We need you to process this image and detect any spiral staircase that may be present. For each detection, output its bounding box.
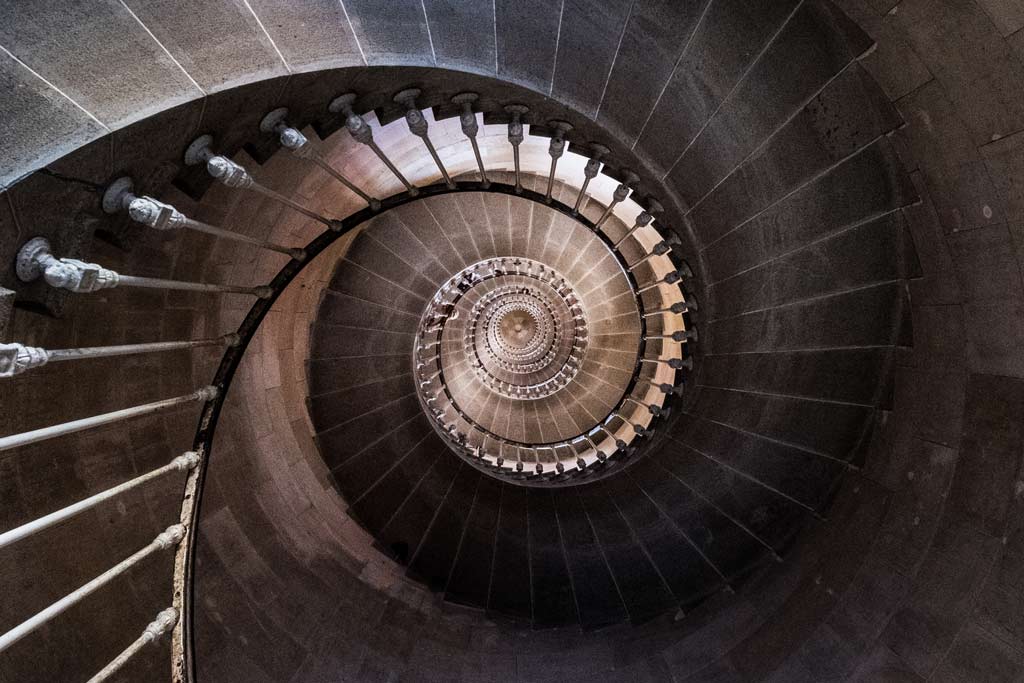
[2,0,1024,681]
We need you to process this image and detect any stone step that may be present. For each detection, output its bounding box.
[577,486,677,624]
[407,463,481,591]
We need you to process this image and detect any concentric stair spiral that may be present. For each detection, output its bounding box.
[365,182,690,482]
[10,0,1015,679]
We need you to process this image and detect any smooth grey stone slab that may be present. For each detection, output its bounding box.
[444,477,500,608]
[703,139,916,283]
[345,0,434,66]
[246,0,364,70]
[577,487,676,622]
[667,0,873,208]
[528,488,578,627]
[948,224,1024,302]
[550,0,633,119]
[706,282,905,355]
[699,348,889,405]
[0,0,202,127]
[689,64,901,247]
[0,51,107,188]
[889,0,1024,147]
[709,214,904,321]
[495,0,561,91]
[671,412,843,512]
[122,0,287,92]
[895,80,1006,234]
[633,0,801,176]
[688,386,870,461]
[833,0,933,101]
[965,300,1024,377]
[981,128,1024,224]
[422,0,497,73]
[880,520,1002,679]
[596,0,711,145]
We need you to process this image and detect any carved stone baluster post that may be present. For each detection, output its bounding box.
[394,88,454,189]
[595,171,640,229]
[623,395,670,417]
[626,237,679,272]
[637,265,693,294]
[642,329,698,342]
[329,93,418,196]
[642,298,699,316]
[574,144,609,214]
[16,238,271,298]
[184,135,344,230]
[640,356,694,371]
[260,107,381,210]
[504,104,529,193]
[452,92,489,188]
[0,334,238,378]
[103,176,306,259]
[545,120,573,203]
[613,200,664,248]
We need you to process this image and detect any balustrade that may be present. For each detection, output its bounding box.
[1,81,700,679]
[103,176,307,258]
[259,107,381,210]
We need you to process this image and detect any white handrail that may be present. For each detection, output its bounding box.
[86,607,178,683]
[0,387,217,452]
[0,452,199,551]
[0,525,184,653]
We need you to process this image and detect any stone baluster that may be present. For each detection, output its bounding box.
[184,135,344,230]
[103,176,306,259]
[643,329,699,343]
[574,144,609,214]
[595,171,640,229]
[16,238,272,298]
[0,334,238,378]
[504,104,529,193]
[452,92,490,188]
[636,377,685,396]
[613,200,664,248]
[545,121,573,203]
[623,396,670,417]
[0,452,200,550]
[640,356,694,371]
[642,298,699,316]
[394,88,454,189]
[87,608,179,683]
[0,525,185,653]
[260,107,381,210]
[0,385,218,452]
[637,265,693,294]
[329,93,419,196]
[626,237,680,272]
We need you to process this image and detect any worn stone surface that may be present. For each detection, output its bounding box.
[246,0,365,71]
[0,0,202,128]
[344,0,434,67]
[0,51,107,188]
[121,0,288,92]
[1,1,1024,681]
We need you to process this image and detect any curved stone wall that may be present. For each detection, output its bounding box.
[0,1,1022,681]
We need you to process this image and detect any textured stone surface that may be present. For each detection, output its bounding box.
[0,51,107,188]
[121,0,288,92]
[246,0,365,71]
[1,0,1024,681]
[0,0,202,127]
[345,0,434,67]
